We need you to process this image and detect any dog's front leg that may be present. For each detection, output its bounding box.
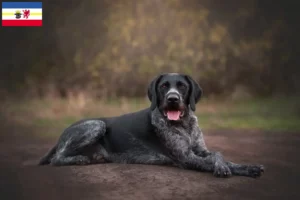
[225,161,264,178]
[160,132,231,177]
[191,128,232,177]
[192,128,264,178]
[194,146,264,178]
[191,150,232,178]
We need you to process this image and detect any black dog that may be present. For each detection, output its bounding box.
[39,73,264,178]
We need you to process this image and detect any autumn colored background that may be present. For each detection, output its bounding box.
[0,0,299,133]
[1,2,299,199]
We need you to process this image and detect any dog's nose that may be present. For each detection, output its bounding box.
[167,94,179,103]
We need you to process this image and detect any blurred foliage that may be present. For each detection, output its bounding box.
[2,97,300,135]
[0,0,299,99]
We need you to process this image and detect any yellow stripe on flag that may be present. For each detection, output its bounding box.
[2,13,42,16]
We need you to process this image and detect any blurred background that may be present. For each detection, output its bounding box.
[1,0,300,135]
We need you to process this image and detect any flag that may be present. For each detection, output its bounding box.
[2,2,42,26]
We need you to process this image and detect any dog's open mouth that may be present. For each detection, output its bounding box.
[163,110,184,121]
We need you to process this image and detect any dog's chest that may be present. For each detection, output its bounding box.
[171,126,193,144]
[154,124,193,148]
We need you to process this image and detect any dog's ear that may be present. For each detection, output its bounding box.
[185,75,203,111]
[148,74,164,111]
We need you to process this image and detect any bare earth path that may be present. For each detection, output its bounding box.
[0,120,299,200]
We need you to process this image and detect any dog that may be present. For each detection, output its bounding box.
[39,73,264,178]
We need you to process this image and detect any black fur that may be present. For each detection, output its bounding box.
[39,73,264,178]
[184,75,202,111]
[148,74,163,111]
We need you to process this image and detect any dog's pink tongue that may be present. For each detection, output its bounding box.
[167,111,181,120]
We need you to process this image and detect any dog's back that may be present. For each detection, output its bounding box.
[100,108,166,154]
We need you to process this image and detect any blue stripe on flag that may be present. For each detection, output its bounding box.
[2,2,42,9]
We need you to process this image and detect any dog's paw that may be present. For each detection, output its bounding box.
[247,164,265,178]
[75,156,91,165]
[213,162,232,178]
[92,153,106,163]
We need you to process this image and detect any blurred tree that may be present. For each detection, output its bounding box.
[0,0,299,99]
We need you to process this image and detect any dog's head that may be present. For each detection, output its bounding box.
[148,73,202,121]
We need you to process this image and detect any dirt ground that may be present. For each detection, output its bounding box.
[0,118,299,200]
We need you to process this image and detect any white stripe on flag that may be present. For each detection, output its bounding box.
[2,16,42,20]
[2,8,42,13]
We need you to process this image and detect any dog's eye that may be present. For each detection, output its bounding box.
[160,83,168,89]
[177,83,186,89]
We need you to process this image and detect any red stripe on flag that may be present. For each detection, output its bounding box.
[2,20,42,26]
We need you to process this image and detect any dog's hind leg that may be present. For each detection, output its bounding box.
[51,155,91,166]
[38,144,58,165]
[50,120,106,166]
[91,144,110,164]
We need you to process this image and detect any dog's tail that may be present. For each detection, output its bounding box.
[38,144,57,165]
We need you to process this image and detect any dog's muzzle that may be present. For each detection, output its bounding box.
[167,93,180,104]
[164,92,184,121]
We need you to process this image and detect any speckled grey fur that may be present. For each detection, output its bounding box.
[39,73,264,178]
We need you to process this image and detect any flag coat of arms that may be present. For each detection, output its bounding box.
[2,2,42,26]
